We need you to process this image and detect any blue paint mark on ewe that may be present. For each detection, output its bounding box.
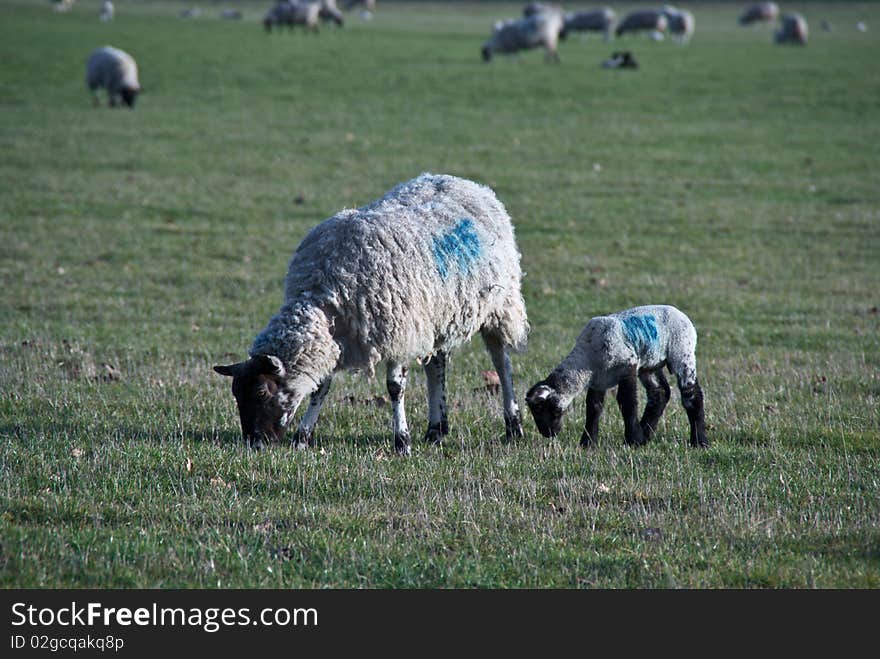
[622,315,660,355]
[432,218,481,280]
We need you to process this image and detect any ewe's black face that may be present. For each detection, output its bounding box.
[214,355,296,449]
[525,383,565,438]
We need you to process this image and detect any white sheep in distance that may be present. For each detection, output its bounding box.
[214,174,530,455]
[615,9,668,39]
[739,2,779,26]
[564,8,616,42]
[85,46,140,108]
[99,0,114,22]
[263,0,321,33]
[661,5,694,44]
[775,13,809,45]
[319,0,344,26]
[482,11,565,63]
[525,305,708,448]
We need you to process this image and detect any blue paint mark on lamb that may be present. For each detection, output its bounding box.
[432,218,481,280]
[621,314,659,354]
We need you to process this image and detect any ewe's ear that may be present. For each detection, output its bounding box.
[214,363,244,377]
[251,354,286,379]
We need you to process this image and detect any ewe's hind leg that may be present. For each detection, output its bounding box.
[291,375,333,450]
[386,362,411,456]
[580,388,606,448]
[670,358,709,448]
[481,331,524,440]
[423,352,449,445]
[638,369,671,442]
[616,368,646,446]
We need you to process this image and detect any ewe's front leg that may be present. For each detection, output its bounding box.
[616,369,646,446]
[386,362,411,456]
[482,332,524,440]
[292,375,333,450]
[423,352,449,445]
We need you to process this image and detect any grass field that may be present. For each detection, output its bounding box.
[1,0,879,588]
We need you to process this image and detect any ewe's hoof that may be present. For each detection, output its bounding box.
[247,439,264,451]
[394,432,412,456]
[291,428,313,449]
[624,429,647,447]
[504,415,524,440]
[579,432,597,448]
[691,436,710,449]
[423,426,444,445]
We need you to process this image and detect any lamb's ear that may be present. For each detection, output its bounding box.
[250,354,286,379]
[526,384,553,403]
[214,362,246,377]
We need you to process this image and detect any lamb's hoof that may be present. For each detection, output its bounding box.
[691,436,710,449]
[423,426,444,445]
[639,423,656,443]
[624,429,647,447]
[394,432,412,456]
[579,433,597,448]
[247,438,264,451]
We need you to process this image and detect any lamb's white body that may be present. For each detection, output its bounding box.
[85,46,140,107]
[552,305,697,398]
[526,304,707,448]
[218,174,529,454]
[482,11,565,62]
[100,0,114,22]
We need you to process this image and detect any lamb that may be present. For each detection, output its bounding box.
[775,13,809,45]
[739,2,779,26]
[100,0,114,22]
[85,46,140,108]
[564,8,616,42]
[525,305,708,448]
[615,9,668,39]
[214,173,529,456]
[482,11,565,63]
[661,5,694,44]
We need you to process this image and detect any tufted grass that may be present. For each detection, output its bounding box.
[1,1,879,588]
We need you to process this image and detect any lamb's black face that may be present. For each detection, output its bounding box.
[214,356,295,449]
[525,383,566,438]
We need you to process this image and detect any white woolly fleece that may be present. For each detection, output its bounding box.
[85,46,139,95]
[250,173,529,389]
[551,304,698,406]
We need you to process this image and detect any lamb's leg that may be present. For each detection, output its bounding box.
[616,369,646,446]
[386,362,411,456]
[423,351,449,445]
[482,331,524,440]
[580,388,606,448]
[291,375,333,450]
[638,369,671,442]
[680,380,709,448]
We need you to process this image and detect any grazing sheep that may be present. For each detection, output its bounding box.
[775,13,808,45]
[615,9,668,39]
[264,0,321,33]
[52,0,75,12]
[221,9,243,20]
[343,0,375,11]
[179,7,202,18]
[85,46,140,108]
[482,11,565,63]
[214,173,530,456]
[564,8,616,42]
[739,2,779,26]
[319,0,344,26]
[661,5,694,44]
[100,0,114,22]
[525,305,708,448]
